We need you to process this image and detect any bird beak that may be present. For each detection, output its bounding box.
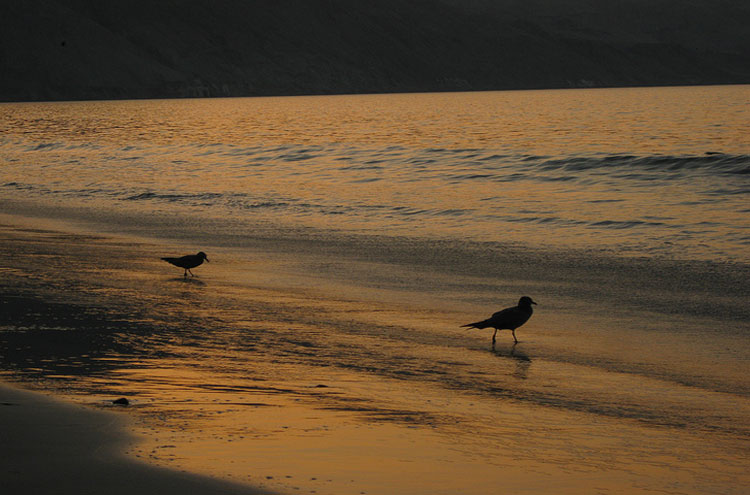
[205,257,210,262]
[531,300,537,305]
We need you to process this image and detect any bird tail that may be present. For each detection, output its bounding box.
[461,320,490,329]
[161,257,177,264]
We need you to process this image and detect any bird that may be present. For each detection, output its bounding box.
[462,296,537,345]
[161,251,209,278]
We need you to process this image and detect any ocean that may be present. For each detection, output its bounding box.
[1,86,749,494]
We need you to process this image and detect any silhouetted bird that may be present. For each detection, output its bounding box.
[161,251,209,278]
[462,296,537,345]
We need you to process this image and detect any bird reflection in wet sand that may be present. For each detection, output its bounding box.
[462,296,537,346]
[494,342,532,379]
[161,251,209,278]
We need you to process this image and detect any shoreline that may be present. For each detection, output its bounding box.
[0,381,271,495]
[2,82,748,105]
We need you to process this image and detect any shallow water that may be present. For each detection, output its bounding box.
[1,87,749,494]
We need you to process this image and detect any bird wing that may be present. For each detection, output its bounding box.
[463,303,534,330]
[162,254,200,268]
[489,306,531,329]
[490,307,514,320]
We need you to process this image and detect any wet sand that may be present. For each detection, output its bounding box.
[1,212,748,495]
[0,382,270,495]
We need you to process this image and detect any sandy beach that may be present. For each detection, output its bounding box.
[1,210,748,495]
[0,382,270,495]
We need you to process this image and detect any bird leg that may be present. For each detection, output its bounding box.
[492,328,498,346]
[183,269,188,278]
[512,329,518,343]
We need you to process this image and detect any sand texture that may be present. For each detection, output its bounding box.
[0,383,270,495]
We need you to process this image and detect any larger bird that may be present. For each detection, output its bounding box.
[462,296,537,345]
[161,251,209,278]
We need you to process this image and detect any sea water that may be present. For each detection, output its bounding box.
[1,86,749,261]
[0,86,748,494]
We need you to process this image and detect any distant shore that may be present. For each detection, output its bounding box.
[3,82,750,105]
[0,381,270,495]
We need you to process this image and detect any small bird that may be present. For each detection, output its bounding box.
[161,251,209,278]
[462,296,537,345]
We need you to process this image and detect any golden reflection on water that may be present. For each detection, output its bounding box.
[1,86,747,154]
[1,85,748,261]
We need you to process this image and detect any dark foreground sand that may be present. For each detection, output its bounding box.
[0,382,271,495]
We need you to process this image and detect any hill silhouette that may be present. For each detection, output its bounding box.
[1,0,749,101]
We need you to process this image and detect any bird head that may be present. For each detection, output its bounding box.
[519,296,537,307]
[198,251,209,262]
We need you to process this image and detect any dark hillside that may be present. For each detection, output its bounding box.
[1,0,748,101]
